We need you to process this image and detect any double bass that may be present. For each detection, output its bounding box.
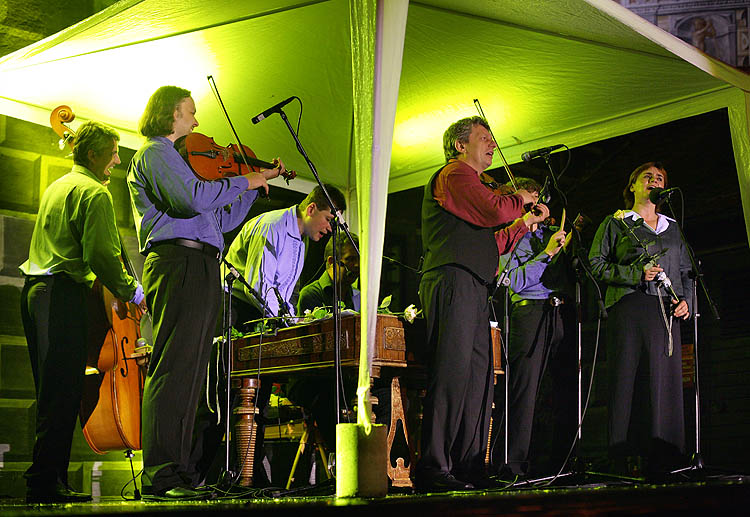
[50,105,150,454]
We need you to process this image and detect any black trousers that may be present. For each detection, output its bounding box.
[20,274,88,490]
[505,301,576,475]
[190,295,273,486]
[140,243,221,492]
[417,266,494,478]
[607,291,685,468]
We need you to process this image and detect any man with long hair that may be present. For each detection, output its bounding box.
[127,85,286,500]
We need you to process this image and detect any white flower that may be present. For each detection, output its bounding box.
[613,210,626,221]
[403,304,421,324]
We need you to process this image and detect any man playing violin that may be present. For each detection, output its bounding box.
[127,85,286,501]
[20,121,146,503]
[416,116,549,492]
[496,177,577,479]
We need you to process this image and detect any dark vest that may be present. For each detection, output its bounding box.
[421,165,499,285]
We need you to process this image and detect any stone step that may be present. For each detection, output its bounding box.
[0,397,35,458]
[0,334,34,398]
[0,457,144,500]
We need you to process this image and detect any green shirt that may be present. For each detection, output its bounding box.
[19,165,137,301]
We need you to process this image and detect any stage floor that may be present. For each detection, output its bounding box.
[2,474,750,516]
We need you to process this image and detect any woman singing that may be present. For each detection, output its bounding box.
[589,161,692,479]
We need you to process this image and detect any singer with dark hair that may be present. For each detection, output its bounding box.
[127,85,286,500]
[589,161,692,479]
[496,177,577,479]
[416,116,546,492]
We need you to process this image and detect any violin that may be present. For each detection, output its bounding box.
[50,104,150,453]
[178,132,296,184]
[479,172,514,196]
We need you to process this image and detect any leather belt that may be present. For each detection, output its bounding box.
[152,238,220,260]
[514,295,565,308]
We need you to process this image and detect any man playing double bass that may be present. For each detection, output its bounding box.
[127,86,286,501]
[20,121,146,504]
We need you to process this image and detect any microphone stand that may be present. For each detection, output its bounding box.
[217,258,270,490]
[273,107,360,429]
[661,199,725,479]
[489,156,554,474]
[517,152,614,487]
[218,260,240,488]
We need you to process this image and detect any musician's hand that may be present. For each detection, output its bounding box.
[672,299,690,319]
[643,263,663,282]
[246,172,270,195]
[515,188,536,206]
[544,228,567,258]
[523,202,550,227]
[262,158,286,180]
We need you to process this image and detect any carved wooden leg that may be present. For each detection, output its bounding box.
[386,376,414,488]
[233,377,259,487]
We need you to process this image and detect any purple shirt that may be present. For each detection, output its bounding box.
[224,207,303,317]
[127,136,258,253]
[501,224,560,303]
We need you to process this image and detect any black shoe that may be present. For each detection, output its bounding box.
[414,472,474,493]
[26,484,92,504]
[142,486,213,501]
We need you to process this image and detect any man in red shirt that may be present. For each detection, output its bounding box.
[416,116,549,492]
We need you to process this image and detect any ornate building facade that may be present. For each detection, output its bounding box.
[616,0,750,70]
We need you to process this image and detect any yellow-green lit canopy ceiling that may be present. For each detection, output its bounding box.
[2,0,749,199]
[2,0,750,438]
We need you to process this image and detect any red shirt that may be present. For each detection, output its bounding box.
[432,159,528,257]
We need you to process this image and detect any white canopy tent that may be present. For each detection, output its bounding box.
[1,1,749,491]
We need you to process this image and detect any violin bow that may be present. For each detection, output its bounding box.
[207,75,269,193]
[473,98,519,191]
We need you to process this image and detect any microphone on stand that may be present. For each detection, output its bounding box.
[521,144,566,162]
[648,187,679,205]
[251,96,296,124]
[272,286,290,317]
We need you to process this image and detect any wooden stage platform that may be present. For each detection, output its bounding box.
[2,474,750,516]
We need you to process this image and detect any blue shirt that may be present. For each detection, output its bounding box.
[500,224,570,304]
[224,206,304,317]
[127,136,258,253]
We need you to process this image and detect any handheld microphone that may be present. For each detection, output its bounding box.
[251,96,295,124]
[521,144,565,162]
[648,187,679,205]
